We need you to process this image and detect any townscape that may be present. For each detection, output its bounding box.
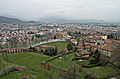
[0,19,120,79]
[0,0,120,79]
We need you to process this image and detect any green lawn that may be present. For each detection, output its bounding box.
[36,41,68,50]
[84,66,120,79]
[3,52,49,67]
[0,56,13,71]
[47,53,75,69]
[47,52,89,69]
[0,52,58,79]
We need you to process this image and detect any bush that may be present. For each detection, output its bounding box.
[45,52,73,62]
[0,64,19,77]
[83,64,98,68]
[72,57,87,61]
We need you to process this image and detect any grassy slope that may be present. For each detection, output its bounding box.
[47,53,89,69]
[0,56,13,71]
[0,52,119,79]
[84,66,119,79]
[36,41,68,50]
[47,52,119,79]
[3,52,49,67]
[1,52,58,79]
[1,71,48,79]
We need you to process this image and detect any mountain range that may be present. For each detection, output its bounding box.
[0,16,119,24]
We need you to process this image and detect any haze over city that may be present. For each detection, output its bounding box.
[0,0,120,21]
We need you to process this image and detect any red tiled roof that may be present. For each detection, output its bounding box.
[71,39,78,42]
[76,53,82,56]
[83,54,89,58]
[100,45,114,52]
[104,39,113,44]
[76,46,84,49]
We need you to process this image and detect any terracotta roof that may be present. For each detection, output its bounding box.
[71,39,78,42]
[76,46,84,49]
[77,49,84,52]
[76,53,82,56]
[15,66,26,71]
[83,54,89,58]
[104,39,113,44]
[100,45,114,52]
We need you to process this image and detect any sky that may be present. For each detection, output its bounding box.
[0,0,120,21]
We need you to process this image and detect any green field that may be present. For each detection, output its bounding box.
[0,52,58,79]
[36,41,68,50]
[84,66,119,79]
[0,56,13,71]
[3,52,49,67]
[47,53,88,69]
[0,52,119,79]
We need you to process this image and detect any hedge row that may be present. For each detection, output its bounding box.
[72,57,87,61]
[82,64,98,68]
[44,51,73,63]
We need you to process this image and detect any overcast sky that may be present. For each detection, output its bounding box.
[0,0,120,21]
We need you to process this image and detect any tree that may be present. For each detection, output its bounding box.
[107,33,114,39]
[53,35,56,39]
[54,45,58,55]
[45,47,57,56]
[89,57,96,64]
[67,44,73,51]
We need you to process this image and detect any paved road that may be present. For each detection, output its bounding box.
[26,39,66,48]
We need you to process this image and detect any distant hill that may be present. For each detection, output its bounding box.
[0,16,107,24]
[39,16,105,23]
[0,16,24,24]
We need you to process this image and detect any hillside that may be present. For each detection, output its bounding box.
[0,16,24,24]
[0,52,119,79]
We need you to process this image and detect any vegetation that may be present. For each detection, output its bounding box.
[84,66,120,79]
[0,51,119,79]
[3,52,49,67]
[67,43,73,51]
[36,41,68,50]
[0,56,13,71]
[44,46,57,56]
[1,71,48,79]
[75,36,85,41]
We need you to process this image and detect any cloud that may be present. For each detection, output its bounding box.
[0,0,120,20]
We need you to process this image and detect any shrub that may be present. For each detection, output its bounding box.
[72,57,87,61]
